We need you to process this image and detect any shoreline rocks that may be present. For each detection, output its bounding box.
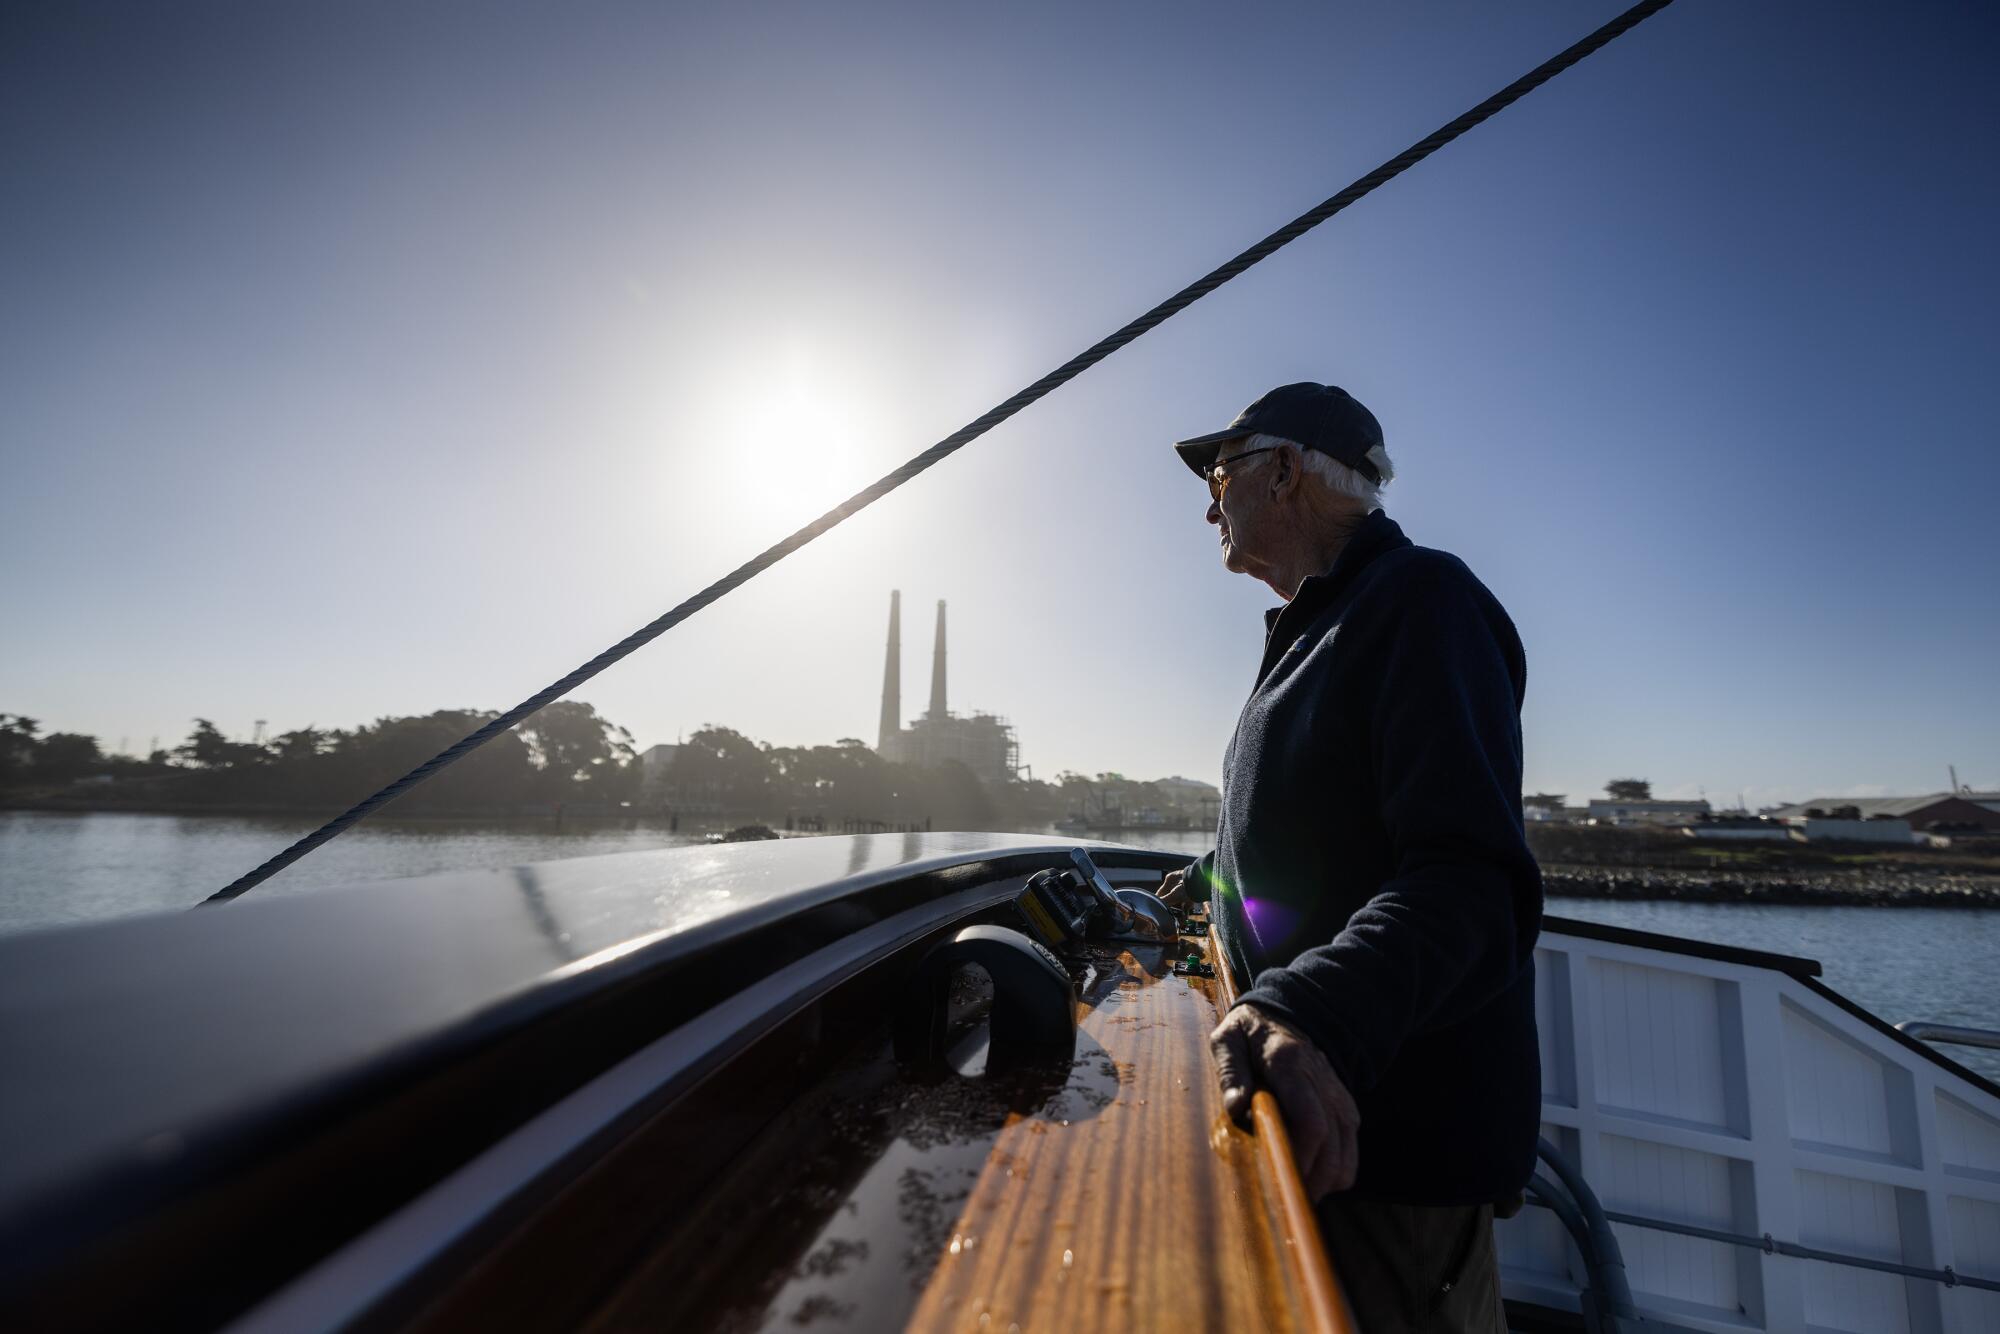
[1543,864,2000,908]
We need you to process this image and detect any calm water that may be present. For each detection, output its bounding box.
[0,810,712,928]
[4,813,1995,1080]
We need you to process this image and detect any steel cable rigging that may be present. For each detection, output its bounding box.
[207,0,1675,903]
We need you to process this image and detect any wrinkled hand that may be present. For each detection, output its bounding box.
[1154,867,1199,912]
[1209,1005,1361,1200]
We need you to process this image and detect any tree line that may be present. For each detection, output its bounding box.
[1,710,1219,832]
[0,706,636,814]
[599,726,1213,832]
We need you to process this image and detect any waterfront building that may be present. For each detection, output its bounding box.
[1794,817,1918,845]
[1686,817,1792,842]
[873,592,1019,786]
[1154,775,1222,823]
[639,743,680,792]
[1584,798,1712,827]
[636,742,725,814]
[1765,793,2000,832]
[1522,793,1569,824]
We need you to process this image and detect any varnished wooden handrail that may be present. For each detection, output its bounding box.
[1208,926,1359,1334]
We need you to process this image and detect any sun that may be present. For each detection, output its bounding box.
[693,340,876,537]
[749,379,859,509]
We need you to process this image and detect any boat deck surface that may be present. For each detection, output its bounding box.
[587,929,1349,1332]
[906,935,1344,1332]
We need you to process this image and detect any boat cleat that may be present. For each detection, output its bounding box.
[1172,952,1215,979]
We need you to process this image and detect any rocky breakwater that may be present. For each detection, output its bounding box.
[1543,864,2000,907]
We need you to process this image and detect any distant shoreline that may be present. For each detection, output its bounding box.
[7,806,1998,907]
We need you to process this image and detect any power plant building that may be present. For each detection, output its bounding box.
[875,591,1019,786]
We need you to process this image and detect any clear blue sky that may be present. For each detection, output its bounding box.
[3,1,1996,809]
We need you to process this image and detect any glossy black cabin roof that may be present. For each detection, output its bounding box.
[0,833,1178,1325]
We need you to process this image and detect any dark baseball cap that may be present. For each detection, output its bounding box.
[1174,382,1385,484]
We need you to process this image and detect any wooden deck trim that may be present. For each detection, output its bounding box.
[1208,926,1358,1334]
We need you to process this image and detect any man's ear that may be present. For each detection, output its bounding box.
[1270,444,1303,500]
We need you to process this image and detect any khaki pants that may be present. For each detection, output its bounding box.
[1316,1196,1506,1333]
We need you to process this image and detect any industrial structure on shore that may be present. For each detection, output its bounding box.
[874,591,1018,786]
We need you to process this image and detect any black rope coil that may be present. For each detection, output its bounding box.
[206,0,1675,903]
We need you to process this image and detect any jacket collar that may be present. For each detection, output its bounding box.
[1262,509,1410,635]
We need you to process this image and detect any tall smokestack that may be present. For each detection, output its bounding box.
[928,599,948,721]
[878,591,901,752]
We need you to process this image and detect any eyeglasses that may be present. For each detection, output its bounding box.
[1203,444,1283,500]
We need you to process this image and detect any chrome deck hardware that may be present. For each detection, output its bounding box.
[1894,1020,2000,1051]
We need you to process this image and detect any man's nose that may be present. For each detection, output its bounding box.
[1205,496,1222,525]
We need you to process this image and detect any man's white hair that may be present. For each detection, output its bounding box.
[1239,432,1394,511]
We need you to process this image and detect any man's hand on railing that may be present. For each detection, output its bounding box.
[1210,1003,1361,1200]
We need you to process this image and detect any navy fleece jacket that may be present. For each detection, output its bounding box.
[1201,509,1542,1205]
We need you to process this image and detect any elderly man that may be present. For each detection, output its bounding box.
[1158,383,1540,1334]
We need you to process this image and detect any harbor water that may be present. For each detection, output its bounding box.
[4,811,1995,1081]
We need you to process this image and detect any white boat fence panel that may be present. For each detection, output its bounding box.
[1500,925,2000,1334]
